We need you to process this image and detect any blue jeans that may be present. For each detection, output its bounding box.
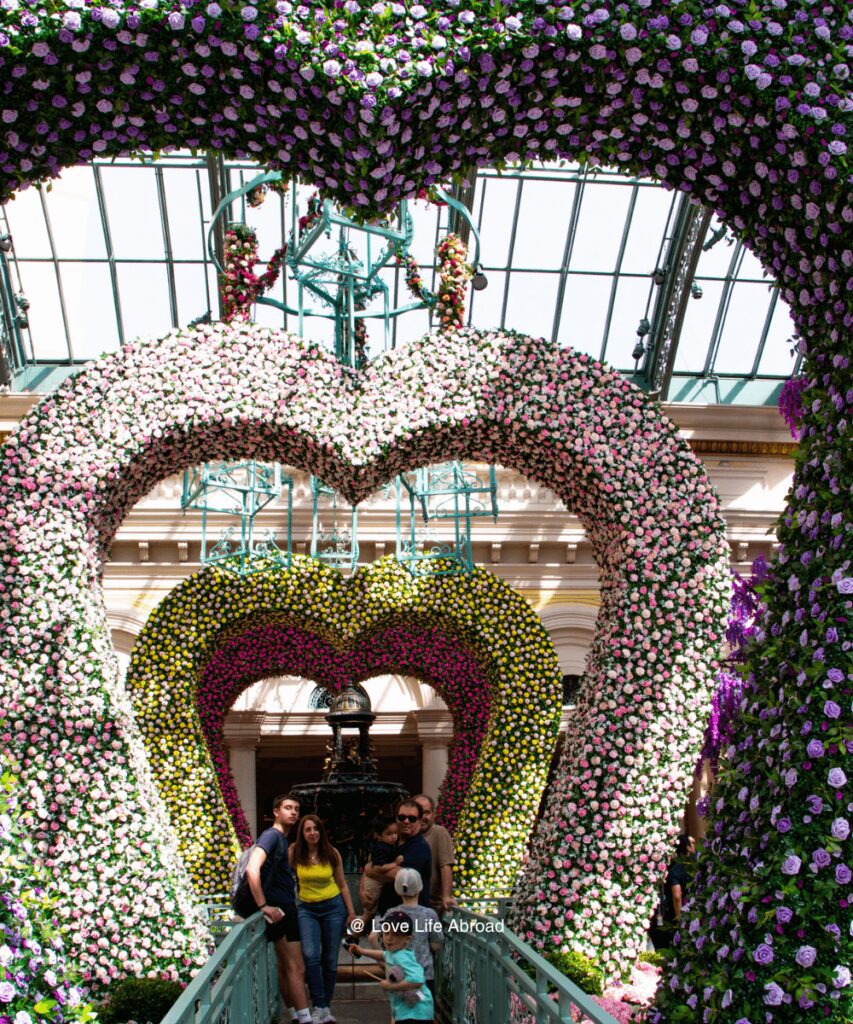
[297,894,348,1008]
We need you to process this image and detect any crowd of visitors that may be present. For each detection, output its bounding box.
[231,791,455,1024]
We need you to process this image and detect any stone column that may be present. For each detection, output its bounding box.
[415,711,454,801]
[228,736,259,838]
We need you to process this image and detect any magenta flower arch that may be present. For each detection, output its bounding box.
[198,621,490,842]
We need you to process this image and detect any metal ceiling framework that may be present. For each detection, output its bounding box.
[0,154,799,402]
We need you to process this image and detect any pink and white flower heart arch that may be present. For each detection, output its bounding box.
[0,323,729,984]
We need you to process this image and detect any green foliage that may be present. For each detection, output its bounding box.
[638,950,668,968]
[99,977,184,1024]
[545,949,605,996]
[521,948,605,997]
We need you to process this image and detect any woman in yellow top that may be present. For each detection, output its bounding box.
[289,815,357,1024]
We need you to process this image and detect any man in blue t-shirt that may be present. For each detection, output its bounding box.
[367,799,432,915]
[233,794,311,1024]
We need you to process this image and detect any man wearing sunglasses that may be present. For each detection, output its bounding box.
[366,799,432,916]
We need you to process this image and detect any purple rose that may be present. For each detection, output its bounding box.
[836,864,851,885]
[776,906,793,924]
[168,11,185,29]
[764,983,785,1006]
[828,768,847,788]
[806,739,824,758]
[834,966,851,989]
[753,943,774,965]
[832,818,850,840]
[807,795,824,814]
[824,700,841,719]
[0,983,14,1003]
[781,855,801,876]
[776,816,792,833]
[827,667,844,681]
[812,848,832,869]
[796,945,817,968]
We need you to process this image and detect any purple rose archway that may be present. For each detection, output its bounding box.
[0,325,729,992]
[0,0,850,1017]
[123,555,563,898]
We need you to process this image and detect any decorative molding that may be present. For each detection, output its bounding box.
[689,438,797,458]
[518,588,602,611]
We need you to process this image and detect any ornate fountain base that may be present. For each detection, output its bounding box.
[290,778,410,872]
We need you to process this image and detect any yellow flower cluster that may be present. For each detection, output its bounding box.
[125,555,562,899]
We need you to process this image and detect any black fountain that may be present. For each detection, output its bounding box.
[291,683,409,871]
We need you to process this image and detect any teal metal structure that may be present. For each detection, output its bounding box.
[310,476,359,573]
[438,906,619,1024]
[181,461,293,575]
[160,912,278,1024]
[207,172,481,367]
[396,463,499,576]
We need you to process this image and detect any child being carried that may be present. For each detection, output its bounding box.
[358,814,403,929]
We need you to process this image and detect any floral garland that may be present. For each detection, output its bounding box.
[435,235,472,332]
[0,323,728,986]
[124,556,560,897]
[220,224,287,324]
[0,737,96,1024]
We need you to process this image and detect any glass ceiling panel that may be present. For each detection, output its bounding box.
[101,166,165,261]
[620,189,676,275]
[604,276,654,369]
[173,263,215,327]
[116,262,174,343]
[556,274,613,353]
[570,181,634,273]
[714,283,780,376]
[162,166,209,262]
[44,170,107,261]
[60,261,119,360]
[13,261,68,361]
[0,153,798,403]
[474,176,517,268]
[759,298,798,377]
[504,273,560,342]
[512,179,574,270]
[675,280,726,375]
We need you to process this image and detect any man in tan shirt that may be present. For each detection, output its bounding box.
[415,794,457,915]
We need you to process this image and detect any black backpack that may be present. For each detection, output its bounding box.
[229,831,286,911]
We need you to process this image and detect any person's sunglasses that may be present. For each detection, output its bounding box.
[397,814,418,823]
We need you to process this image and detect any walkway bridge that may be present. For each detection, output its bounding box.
[162,905,621,1024]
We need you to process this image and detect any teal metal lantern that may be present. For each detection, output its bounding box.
[396,463,499,576]
[310,476,359,573]
[181,461,293,575]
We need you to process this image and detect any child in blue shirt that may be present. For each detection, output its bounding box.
[347,910,434,1022]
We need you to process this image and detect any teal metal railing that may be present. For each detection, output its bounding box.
[438,907,619,1024]
[161,912,278,1024]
